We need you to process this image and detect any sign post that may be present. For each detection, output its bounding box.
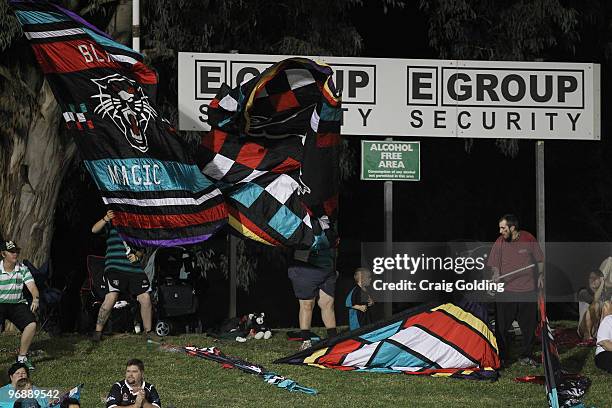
[361,140,420,317]
[537,141,545,252]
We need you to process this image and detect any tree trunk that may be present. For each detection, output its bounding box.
[0,49,77,267]
[0,2,131,267]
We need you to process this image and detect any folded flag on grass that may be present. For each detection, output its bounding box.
[536,291,590,408]
[159,344,317,395]
[201,57,341,250]
[11,0,227,247]
[276,302,500,380]
[49,384,83,408]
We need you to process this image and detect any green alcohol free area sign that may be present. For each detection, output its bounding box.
[361,141,420,181]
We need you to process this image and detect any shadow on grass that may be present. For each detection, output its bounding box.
[560,346,592,373]
[30,334,78,363]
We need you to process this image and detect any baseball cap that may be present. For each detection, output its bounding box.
[3,241,21,253]
[8,362,29,377]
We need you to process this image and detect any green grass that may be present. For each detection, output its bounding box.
[0,328,610,408]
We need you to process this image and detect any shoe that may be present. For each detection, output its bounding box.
[519,357,540,367]
[91,331,102,343]
[299,340,312,351]
[17,356,35,371]
[145,331,164,344]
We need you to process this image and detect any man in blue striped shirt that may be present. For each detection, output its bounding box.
[92,211,157,342]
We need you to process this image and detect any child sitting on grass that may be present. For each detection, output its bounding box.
[12,378,41,408]
[345,268,374,331]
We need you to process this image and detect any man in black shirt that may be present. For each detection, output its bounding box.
[106,359,160,408]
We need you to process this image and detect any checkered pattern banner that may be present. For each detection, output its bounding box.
[201,58,341,249]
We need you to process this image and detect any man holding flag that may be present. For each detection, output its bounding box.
[488,214,544,367]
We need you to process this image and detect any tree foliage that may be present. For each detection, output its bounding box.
[419,0,579,61]
[417,0,582,156]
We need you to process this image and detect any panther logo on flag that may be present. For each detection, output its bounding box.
[91,74,157,152]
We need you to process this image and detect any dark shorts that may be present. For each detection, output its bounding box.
[103,270,150,296]
[288,264,337,300]
[0,303,36,331]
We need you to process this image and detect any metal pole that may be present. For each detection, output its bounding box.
[132,0,140,52]
[229,234,238,318]
[227,48,239,319]
[384,138,393,319]
[536,141,545,252]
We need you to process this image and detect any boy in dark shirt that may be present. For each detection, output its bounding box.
[345,268,374,331]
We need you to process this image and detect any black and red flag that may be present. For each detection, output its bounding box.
[200,57,341,249]
[11,0,227,247]
[537,291,590,408]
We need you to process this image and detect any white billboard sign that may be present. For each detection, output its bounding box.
[178,53,600,140]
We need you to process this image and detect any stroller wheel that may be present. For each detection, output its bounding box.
[155,320,171,337]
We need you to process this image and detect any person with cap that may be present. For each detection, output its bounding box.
[0,241,40,370]
[91,210,159,343]
[0,363,48,408]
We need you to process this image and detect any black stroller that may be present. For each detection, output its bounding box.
[22,260,64,336]
[151,247,203,336]
[78,255,139,334]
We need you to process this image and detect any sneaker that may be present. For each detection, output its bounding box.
[145,331,164,344]
[91,331,102,343]
[17,356,35,371]
[299,340,312,351]
[519,357,540,367]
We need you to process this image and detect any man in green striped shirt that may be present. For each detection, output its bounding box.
[92,210,157,342]
[0,240,40,370]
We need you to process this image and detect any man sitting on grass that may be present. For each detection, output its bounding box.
[106,359,161,408]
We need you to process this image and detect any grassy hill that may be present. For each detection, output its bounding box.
[0,329,609,408]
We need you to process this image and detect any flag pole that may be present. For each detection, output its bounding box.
[384,137,393,319]
[132,0,140,52]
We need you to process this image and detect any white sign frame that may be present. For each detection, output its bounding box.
[178,53,600,140]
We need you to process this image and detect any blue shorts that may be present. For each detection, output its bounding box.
[288,264,337,300]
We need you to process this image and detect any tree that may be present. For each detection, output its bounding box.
[417,0,612,240]
[0,0,134,266]
[1,1,72,267]
[417,0,581,155]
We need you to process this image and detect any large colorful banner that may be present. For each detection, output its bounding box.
[11,0,227,247]
[201,57,341,249]
[277,302,500,380]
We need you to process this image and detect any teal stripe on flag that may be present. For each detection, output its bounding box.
[369,341,430,368]
[84,158,213,193]
[84,28,139,55]
[15,10,69,25]
[359,321,402,343]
